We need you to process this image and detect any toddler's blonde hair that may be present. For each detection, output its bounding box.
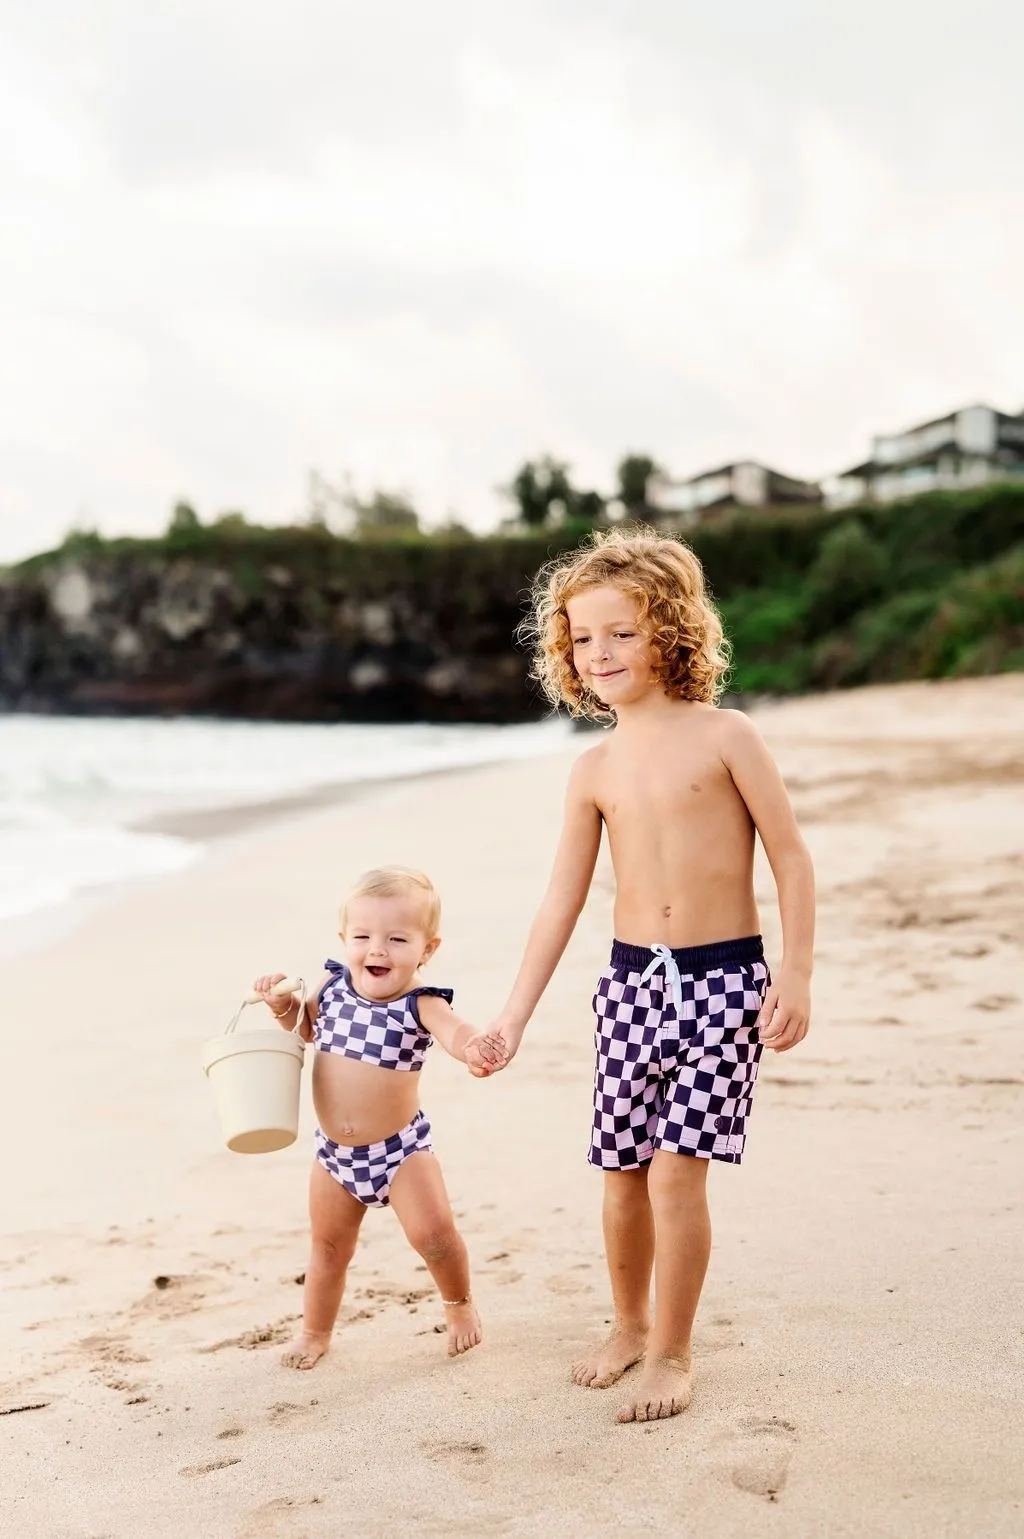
[524,526,730,720]
[341,866,442,938]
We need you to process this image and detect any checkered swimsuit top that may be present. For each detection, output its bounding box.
[314,960,454,1071]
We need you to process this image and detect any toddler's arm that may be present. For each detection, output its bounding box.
[483,751,603,1067]
[416,995,504,1078]
[719,713,815,1051]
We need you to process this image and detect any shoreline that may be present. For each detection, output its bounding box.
[0,718,570,957]
[131,754,531,843]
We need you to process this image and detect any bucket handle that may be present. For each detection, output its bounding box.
[226,976,307,1037]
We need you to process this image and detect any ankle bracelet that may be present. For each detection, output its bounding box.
[442,1295,471,1307]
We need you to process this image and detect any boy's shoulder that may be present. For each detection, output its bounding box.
[697,705,769,767]
[572,733,612,774]
[564,735,612,803]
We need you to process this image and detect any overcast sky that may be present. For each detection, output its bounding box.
[2,0,1022,558]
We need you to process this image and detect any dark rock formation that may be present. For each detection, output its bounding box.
[0,541,554,722]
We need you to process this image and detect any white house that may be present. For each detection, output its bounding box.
[652,461,822,526]
[824,403,1024,508]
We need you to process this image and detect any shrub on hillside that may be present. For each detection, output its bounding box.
[912,545,1024,678]
[806,519,887,628]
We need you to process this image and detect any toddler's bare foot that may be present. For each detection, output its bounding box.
[281,1331,330,1370]
[617,1354,692,1422]
[444,1299,482,1357]
[571,1325,648,1389]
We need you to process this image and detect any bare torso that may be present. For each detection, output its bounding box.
[312,1049,423,1148]
[588,703,760,947]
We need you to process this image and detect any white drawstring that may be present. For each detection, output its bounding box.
[639,943,683,1010]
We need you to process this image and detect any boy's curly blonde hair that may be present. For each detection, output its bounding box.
[524,526,730,719]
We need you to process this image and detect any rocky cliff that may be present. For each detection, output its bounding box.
[0,532,569,722]
[4,485,1020,720]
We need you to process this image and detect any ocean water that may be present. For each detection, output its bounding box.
[0,714,568,925]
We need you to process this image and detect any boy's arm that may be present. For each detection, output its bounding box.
[484,750,604,1065]
[416,995,493,1078]
[720,713,815,1052]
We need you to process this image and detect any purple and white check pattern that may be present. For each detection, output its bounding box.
[314,1112,433,1207]
[314,961,453,1072]
[590,952,768,1168]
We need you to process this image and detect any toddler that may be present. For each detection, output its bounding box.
[255,865,491,1367]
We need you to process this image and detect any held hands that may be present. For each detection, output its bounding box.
[757,969,811,1052]
[252,973,313,1043]
[463,1024,518,1078]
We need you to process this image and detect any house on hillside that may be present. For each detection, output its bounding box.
[651,461,823,526]
[824,402,1024,508]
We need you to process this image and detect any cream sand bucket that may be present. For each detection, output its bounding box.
[201,977,307,1153]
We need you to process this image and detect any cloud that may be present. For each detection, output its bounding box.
[1,0,1022,557]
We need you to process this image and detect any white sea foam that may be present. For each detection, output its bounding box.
[0,714,568,926]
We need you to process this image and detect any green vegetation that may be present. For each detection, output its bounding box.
[718,484,1024,693]
[8,483,1023,700]
[500,451,662,525]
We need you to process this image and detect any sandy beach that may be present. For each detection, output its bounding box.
[2,675,1022,1539]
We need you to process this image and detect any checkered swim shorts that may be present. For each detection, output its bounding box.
[590,937,769,1169]
[314,1111,432,1207]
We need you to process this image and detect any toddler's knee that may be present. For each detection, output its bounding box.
[409,1223,459,1266]
[311,1231,357,1269]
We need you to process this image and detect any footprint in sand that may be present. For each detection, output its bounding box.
[268,1402,314,1426]
[179,1456,243,1477]
[78,1334,149,1367]
[545,1273,592,1296]
[99,1376,143,1395]
[0,1398,52,1417]
[236,1495,324,1539]
[199,1319,296,1354]
[703,1316,740,1354]
[422,1440,490,1471]
[721,1416,797,1501]
[352,1284,434,1317]
[131,1273,212,1321]
[345,1306,377,1324]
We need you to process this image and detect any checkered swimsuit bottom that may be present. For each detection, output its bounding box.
[590,937,769,1168]
[314,1113,433,1208]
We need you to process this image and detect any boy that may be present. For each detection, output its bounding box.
[477,527,815,1423]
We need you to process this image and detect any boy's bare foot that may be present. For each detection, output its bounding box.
[444,1300,482,1357]
[281,1331,331,1370]
[617,1354,692,1422]
[571,1325,648,1389]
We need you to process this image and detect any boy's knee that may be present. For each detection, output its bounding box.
[603,1168,650,1211]
[647,1152,709,1203]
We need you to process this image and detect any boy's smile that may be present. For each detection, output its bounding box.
[566,585,657,707]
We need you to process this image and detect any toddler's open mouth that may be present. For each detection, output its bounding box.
[366,964,391,978]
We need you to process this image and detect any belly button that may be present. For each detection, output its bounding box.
[690,782,702,793]
[663,905,672,918]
